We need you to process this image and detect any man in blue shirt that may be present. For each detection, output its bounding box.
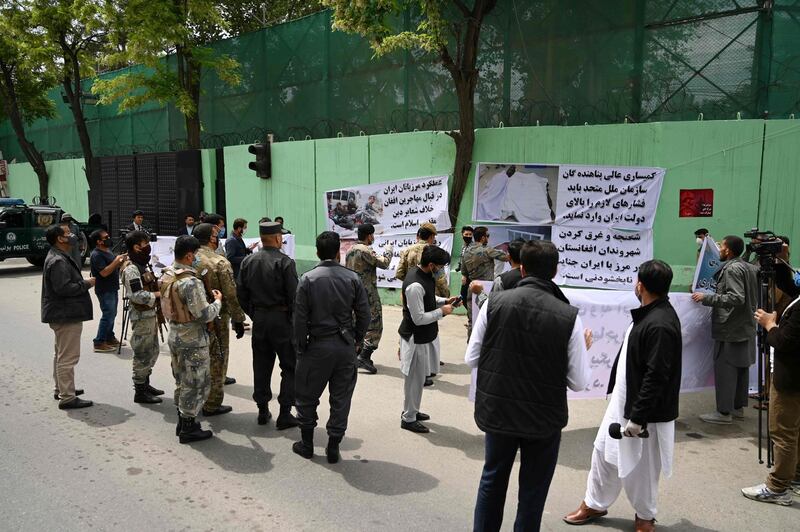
[89,230,126,352]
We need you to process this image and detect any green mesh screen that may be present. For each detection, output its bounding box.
[1,0,798,162]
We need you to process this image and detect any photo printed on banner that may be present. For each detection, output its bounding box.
[473,164,558,225]
[324,175,450,239]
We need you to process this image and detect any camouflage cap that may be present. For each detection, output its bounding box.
[420,222,437,235]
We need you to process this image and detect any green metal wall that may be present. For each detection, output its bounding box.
[7,119,797,298]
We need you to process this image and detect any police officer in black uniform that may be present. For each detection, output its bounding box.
[236,222,300,429]
[292,231,370,464]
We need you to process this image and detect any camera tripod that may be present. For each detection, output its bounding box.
[754,254,775,467]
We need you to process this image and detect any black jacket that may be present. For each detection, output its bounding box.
[41,248,93,323]
[225,235,251,278]
[237,247,298,316]
[398,267,438,344]
[608,298,682,425]
[769,263,800,393]
[293,261,370,353]
[475,277,578,439]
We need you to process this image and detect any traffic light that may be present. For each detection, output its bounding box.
[248,140,271,179]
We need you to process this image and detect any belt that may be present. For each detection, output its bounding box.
[254,304,289,312]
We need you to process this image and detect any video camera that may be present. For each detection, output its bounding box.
[744,228,784,258]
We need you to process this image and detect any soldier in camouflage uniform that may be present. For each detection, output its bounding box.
[395,223,450,297]
[460,226,509,337]
[192,223,246,417]
[160,235,223,444]
[345,223,393,374]
[121,230,165,404]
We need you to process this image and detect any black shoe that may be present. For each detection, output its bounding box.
[357,356,378,374]
[257,404,271,425]
[416,412,430,421]
[134,383,163,404]
[424,377,434,387]
[224,376,236,385]
[59,397,93,410]
[292,441,314,459]
[175,409,181,436]
[202,405,233,416]
[53,388,84,400]
[276,407,300,430]
[401,420,430,433]
[179,416,213,444]
[439,361,444,366]
[326,436,342,464]
[144,377,165,396]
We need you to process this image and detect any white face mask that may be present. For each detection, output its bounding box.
[696,237,703,246]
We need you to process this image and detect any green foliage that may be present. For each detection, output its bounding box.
[93,0,242,118]
[0,2,57,125]
[322,0,450,56]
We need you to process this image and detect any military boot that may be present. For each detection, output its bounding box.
[145,376,165,396]
[175,409,181,436]
[292,428,314,459]
[276,405,300,430]
[357,346,378,374]
[326,435,342,464]
[257,403,271,425]
[178,416,213,444]
[134,383,162,404]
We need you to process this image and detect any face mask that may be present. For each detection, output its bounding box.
[218,226,226,238]
[695,237,703,246]
[68,233,79,246]
[102,238,112,248]
[191,255,200,269]
[463,236,473,245]
[794,271,800,287]
[130,245,151,264]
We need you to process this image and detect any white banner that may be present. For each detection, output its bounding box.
[692,235,722,293]
[468,286,715,401]
[473,163,665,231]
[149,235,296,275]
[556,165,665,230]
[340,234,454,289]
[552,226,653,290]
[324,175,450,239]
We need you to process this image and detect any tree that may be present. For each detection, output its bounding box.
[0,3,57,202]
[322,0,499,226]
[31,0,109,189]
[93,0,242,149]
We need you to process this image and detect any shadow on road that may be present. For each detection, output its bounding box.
[66,402,136,427]
[585,516,719,531]
[422,421,484,461]
[320,458,439,495]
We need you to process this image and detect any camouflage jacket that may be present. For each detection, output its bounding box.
[195,247,246,322]
[345,241,392,291]
[121,261,157,320]
[461,242,508,281]
[166,263,222,349]
[395,241,450,297]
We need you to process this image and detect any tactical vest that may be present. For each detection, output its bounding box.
[123,260,157,311]
[159,268,195,324]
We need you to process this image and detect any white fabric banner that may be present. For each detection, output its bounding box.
[555,165,665,230]
[468,286,715,401]
[149,235,296,275]
[323,175,450,238]
[552,226,653,290]
[340,234,454,289]
[692,235,722,293]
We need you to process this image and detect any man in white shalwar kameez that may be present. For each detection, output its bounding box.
[565,260,683,532]
[397,246,458,433]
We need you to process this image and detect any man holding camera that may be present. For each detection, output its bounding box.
[741,243,800,506]
[692,236,758,425]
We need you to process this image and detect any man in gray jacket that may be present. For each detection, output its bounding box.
[42,224,96,409]
[692,235,758,424]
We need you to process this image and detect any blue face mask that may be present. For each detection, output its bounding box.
[218,226,226,238]
[794,271,800,287]
[191,255,200,269]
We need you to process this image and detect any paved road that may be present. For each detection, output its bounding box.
[0,258,796,531]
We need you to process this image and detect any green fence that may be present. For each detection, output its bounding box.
[2,0,799,163]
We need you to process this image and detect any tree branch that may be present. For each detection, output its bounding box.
[452,0,472,18]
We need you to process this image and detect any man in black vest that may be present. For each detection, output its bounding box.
[399,245,458,433]
[565,260,682,532]
[466,240,591,531]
